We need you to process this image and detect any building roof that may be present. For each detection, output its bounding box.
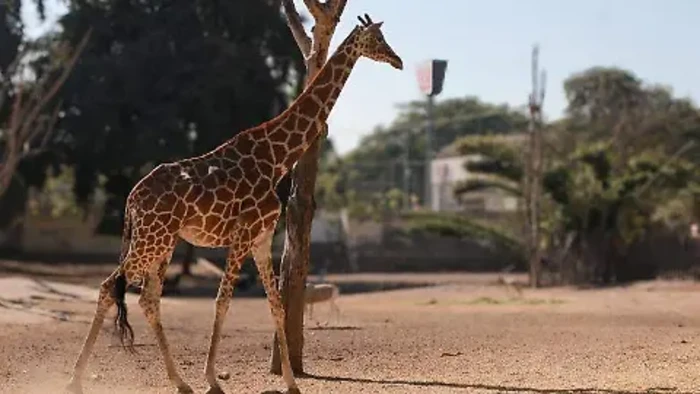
[435,143,462,159]
[435,133,528,159]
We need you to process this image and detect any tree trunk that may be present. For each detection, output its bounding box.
[270,0,347,375]
[270,138,322,374]
[0,152,20,201]
[0,177,28,251]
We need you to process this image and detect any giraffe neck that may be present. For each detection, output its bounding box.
[264,29,362,171]
[302,31,361,125]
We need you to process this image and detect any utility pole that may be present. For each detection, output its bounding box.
[403,132,411,210]
[525,44,546,288]
[425,94,436,210]
[416,59,448,211]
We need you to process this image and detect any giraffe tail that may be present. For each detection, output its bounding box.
[113,207,136,352]
[113,272,135,352]
[118,205,133,264]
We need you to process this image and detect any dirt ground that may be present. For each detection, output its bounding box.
[1,261,700,394]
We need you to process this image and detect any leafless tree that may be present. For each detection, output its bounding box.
[0,30,91,199]
[271,0,347,375]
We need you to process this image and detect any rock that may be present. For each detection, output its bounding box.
[218,372,231,380]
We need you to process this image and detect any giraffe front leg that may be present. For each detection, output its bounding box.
[66,269,119,394]
[204,248,246,394]
[252,229,301,394]
[138,272,193,394]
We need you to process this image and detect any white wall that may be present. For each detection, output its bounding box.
[430,155,475,212]
[430,154,518,213]
[275,211,343,248]
[309,213,341,243]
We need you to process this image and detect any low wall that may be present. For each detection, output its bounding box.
[11,214,698,278]
[350,236,520,272]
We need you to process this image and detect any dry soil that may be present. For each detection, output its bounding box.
[1,263,699,394]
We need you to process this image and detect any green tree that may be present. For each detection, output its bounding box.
[50,0,304,233]
[339,96,528,213]
[0,1,87,245]
[454,67,700,284]
[561,67,700,162]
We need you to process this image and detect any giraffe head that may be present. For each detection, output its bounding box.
[353,14,403,70]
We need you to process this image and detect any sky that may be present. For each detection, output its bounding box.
[23,0,700,155]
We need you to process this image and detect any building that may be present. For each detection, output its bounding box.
[430,135,525,213]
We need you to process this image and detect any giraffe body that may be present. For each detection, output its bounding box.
[66,13,402,394]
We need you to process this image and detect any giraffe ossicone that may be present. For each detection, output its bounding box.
[66,12,402,394]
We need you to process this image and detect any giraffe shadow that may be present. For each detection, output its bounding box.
[301,373,688,394]
[307,325,361,331]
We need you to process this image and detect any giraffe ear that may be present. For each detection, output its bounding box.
[366,21,383,32]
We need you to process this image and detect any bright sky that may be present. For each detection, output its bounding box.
[24,0,700,155]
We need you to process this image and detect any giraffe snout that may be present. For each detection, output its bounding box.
[390,56,404,70]
[384,47,403,70]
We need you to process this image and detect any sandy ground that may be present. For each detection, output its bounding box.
[1,263,700,394]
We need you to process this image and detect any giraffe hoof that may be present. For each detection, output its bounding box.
[205,385,226,394]
[64,380,83,394]
[177,383,195,394]
[286,387,302,394]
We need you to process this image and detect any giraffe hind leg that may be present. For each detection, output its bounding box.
[112,254,173,352]
[66,269,121,393]
[129,240,191,394]
[203,246,247,394]
[139,269,193,393]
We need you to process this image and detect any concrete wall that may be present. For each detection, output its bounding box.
[430,155,519,213]
[350,233,522,272]
[14,210,344,264]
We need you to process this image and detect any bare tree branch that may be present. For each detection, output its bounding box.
[16,29,92,145]
[330,0,348,22]
[9,83,23,134]
[1,44,28,85]
[25,99,63,158]
[0,29,92,198]
[0,45,29,111]
[305,0,347,74]
[302,0,326,22]
[281,0,312,59]
[303,0,347,27]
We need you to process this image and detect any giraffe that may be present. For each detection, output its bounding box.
[65,13,402,394]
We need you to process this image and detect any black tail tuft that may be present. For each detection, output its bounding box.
[113,272,136,353]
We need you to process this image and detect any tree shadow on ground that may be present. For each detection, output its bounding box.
[302,373,689,394]
[0,261,110,280]
[0,297,79,323]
